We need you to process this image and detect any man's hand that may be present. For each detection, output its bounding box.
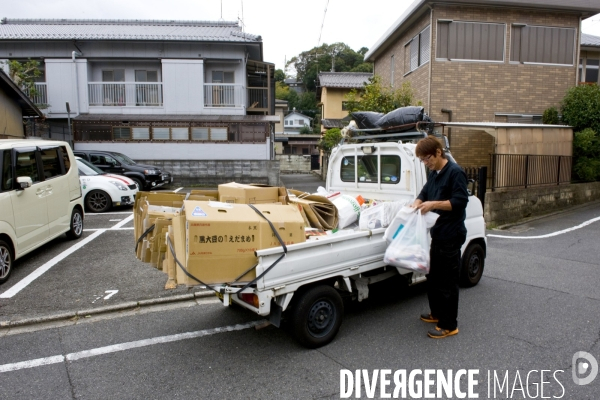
[415,200,452,214]
[416,201,436,214]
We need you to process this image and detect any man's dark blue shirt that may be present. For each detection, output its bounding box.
[417,160,468,241]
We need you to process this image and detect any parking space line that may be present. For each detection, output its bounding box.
[487,215,600,239]
[0,215,134,299]
[173,187,183,192]
[86,211,133,215]
[0,320,265,373]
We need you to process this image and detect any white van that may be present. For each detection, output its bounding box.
[0,139,84,284]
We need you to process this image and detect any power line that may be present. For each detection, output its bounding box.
[317,0,329,47]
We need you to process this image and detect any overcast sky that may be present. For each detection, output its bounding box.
[2,0,600,74]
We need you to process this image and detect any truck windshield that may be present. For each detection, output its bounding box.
[340,155,400,184]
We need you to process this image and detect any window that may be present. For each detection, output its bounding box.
[191,127,228,141]
[40,148,62,180]
[191,127,209,140]
[102,69,125,106]
[212,71,235,83]
[15,150,39,183]
[132,127,150,140]
[405,26,430,73]
[296,120,303,125]
[510,25,575,65]
[135,70,159,106]
[153,127,171,140]
[90,154,117,166]
[340,155,401,184]
[102,70,125,82]
[60,146,71,173]
[113,127,131,140]
[437,21,505,62]
[580,59,599,83]
[1,150,12,191]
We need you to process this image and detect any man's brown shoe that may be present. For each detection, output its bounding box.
[420,313,439,323]
[427,326,459,339]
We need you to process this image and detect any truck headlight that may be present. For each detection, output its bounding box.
[109,180,128,191]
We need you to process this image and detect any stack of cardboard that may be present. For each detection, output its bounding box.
[133,183,305,288]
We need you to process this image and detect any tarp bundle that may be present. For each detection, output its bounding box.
[351,106,433,132]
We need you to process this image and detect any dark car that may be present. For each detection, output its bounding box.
[73,150,173,190]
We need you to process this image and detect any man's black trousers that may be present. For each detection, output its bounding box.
[426,234,466,331]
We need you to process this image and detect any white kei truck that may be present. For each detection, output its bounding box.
[209,131,487,348]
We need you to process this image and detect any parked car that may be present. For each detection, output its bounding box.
[76,157,138,213]
[72,150,173,190]
[0,139,84,284]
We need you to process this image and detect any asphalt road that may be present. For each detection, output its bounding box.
[0,176,599,399]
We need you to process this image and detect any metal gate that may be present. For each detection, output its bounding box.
[310,155,320,170]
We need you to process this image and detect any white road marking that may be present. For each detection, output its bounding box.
[0,215,134,299]
[83,228,134,231]
[173,187,184,192]
[109,219,122,222]
[103,290,119,300]
[0,320,265,373]
[487,215,600,239]
[86,211,133,215]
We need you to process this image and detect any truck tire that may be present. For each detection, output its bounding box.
[0,240,13,284]
[85,190,111,213]
[460,243,484,287]
[131,178,144,191]
[66,208,84,240]
[290,285,344,348]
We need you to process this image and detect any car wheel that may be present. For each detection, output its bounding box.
[0,240,13,285]
[132,178,144,191]
[66,208,84,240]
[459,243,485,287]
[86,190,111,213]
[290,285,344,348]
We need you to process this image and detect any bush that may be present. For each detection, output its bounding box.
[561,84,600,133]
[572,128,600,181]
[542,106,559,125]
[318,128,342,153]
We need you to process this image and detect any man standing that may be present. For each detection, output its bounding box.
[411,136,468,339]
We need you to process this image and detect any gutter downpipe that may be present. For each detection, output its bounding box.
[72,51,83,129]
[441,108,452,146]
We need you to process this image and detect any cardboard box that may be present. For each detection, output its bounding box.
[218,182,281,204]
[181,201,305,285]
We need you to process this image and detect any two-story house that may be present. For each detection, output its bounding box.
[364,0,600,168]
[283,109,312,134]
[580,33,600,84]
[0,18,279,184]
[0,68,43,139]
[316,72,372,133]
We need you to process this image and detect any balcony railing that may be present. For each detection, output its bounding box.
[24,83,47,105]
[204,83,243,107]
[247,87,269,110]
[88,82,163,107]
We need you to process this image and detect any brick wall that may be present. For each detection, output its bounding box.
[485,182,600,227]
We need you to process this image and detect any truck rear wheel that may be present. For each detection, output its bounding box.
[290,285,343,348]
[460,243,484,287]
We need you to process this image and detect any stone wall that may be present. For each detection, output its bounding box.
[485,182,600,227]
[276,154,312,174]
[135,159,281,187]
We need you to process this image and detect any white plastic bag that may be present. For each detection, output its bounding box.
[383,209,431,274]
[359,201,406,230]
[384,206,439,242]
[332,195,361,229]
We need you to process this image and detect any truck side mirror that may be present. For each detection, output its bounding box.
[16,176,33,190]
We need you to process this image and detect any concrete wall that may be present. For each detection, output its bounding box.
[484,182,600,227]
[276,154,312,173]
[135,159,281,187]
[0,89,24,138]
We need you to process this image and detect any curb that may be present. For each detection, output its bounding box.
[0,290,215,329]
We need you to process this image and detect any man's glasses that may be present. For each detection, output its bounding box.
[419,155,433,163]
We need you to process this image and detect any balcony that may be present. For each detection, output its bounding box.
[204,83,243,107]
[24,83,48,106]
[88,82,163,107]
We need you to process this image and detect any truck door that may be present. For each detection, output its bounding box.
[10,148,49,253]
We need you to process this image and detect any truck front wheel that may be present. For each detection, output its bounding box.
[290,285,344,348]
[460,243,485,287]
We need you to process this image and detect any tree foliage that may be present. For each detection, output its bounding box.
[343,75,416,114]
[274,69,286,83]
[286,43,373,92]
[318,128,342,153]
[572,128,600,181]
[5,59,43,102]
[542,106,559,125]
[561,84,600,133]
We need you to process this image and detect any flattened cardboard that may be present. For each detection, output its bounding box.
[288,189,339,230]
[218,182,280,204]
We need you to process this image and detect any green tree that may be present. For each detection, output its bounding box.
[6,59,43,103]
[542,106,559,125]
[299,125,312,134]
[561,84,600,133]
[275,81,299,110]
[343,75,416,113]
[286,43,373,92]
[274,69,286,83]
[318,128,342,152]
[572,128,600,181]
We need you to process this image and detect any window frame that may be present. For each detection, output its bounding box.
[340,154,401,185]
[510,24,576,66]
[404,25,431,76]
[436,20,506,63]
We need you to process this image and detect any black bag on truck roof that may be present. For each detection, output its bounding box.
[351,111,385,129]
[375,106,431,129]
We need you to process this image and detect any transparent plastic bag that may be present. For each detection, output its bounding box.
[383,209,430,274]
